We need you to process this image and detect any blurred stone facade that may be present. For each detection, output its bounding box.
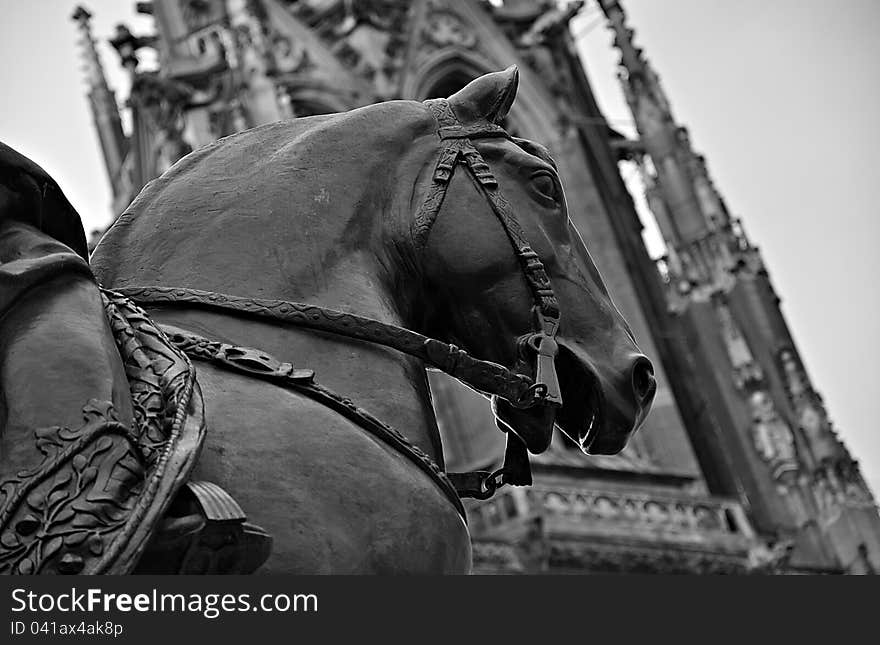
[74,0,880,573]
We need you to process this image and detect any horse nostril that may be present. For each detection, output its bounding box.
[631,356,656,406]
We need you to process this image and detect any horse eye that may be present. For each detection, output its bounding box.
[530,171,560,205]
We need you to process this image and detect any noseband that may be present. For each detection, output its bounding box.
[112,99,564,502]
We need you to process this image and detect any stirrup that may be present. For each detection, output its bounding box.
[134,481,272,574]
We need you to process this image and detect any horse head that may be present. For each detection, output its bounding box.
[92,67,654,463]
[408,67,656,457]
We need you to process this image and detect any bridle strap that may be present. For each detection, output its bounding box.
[111,285,542,408]
[147,319,466,518]
[418,98,562,406]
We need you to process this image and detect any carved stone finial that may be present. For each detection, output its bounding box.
[71,5,92,23]
[518,0,584,47]
[747,539,794,574]
[109,24,139,71]
[70,3,128,191]
[109,23,158,73]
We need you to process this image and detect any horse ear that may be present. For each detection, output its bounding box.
[447,66,519,125]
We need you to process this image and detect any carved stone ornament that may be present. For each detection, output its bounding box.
[517,1,584,48]
[748,390,799,482]
[179,0,228,33]
[777,347,841,463]
[268,30,310,73]
[292,0,402,36]
[812,469,843,527]
[288,0,410,98]
[833,463,877,510]
[716,301,763,389]
[423,1,478,51]
[547,540,749,575]
[130,74,194,174]
[779,348,808,399]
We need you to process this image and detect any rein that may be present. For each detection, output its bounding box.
[110,285,541,408]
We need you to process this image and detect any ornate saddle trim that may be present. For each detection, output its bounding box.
[157,323,467,520]
[0,291,205,575]
[92,292,205,574]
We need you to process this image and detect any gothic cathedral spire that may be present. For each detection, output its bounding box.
[71,6,128,196]
[598,0,880,572]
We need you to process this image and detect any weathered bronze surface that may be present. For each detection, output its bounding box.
[0,68,655,574]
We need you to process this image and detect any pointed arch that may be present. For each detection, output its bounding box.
[406,50,492,101]
[279,79,360,116]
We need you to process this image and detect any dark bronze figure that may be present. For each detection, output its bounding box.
[0,68,655,574]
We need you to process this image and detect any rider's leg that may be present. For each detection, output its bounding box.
[0,219,133,459]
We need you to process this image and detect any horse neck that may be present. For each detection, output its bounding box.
[148,255,445,466]
[92,115,447,463]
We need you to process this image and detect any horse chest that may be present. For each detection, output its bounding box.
[189,364,471,573]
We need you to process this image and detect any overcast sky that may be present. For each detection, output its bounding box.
[1,0,878,496]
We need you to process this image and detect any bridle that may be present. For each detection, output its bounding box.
[416,98,562,410]
[113,98,564,503]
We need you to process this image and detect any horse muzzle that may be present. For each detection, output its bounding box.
[555,343,656,455]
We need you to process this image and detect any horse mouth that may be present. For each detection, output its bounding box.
[495,343,648,457]
[555,348,604,453]
[555,343,638,456]
[580,375,603,452]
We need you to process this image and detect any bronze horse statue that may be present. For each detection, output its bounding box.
[0,67,655,574]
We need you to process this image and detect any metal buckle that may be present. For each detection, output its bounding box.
[519,309,563,407]
[448,468,507,500]
[216,345,314,382]
[513,381,549,408]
